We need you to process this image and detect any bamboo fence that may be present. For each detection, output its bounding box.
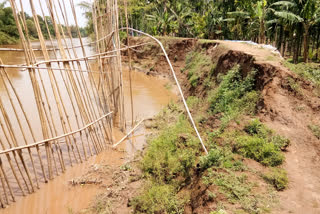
[0,0,208,208]
[0,0,125,207]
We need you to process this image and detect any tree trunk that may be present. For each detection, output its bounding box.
[259,17,265,44]
[315,28,320,61]
[303,22,310,63]
[289,31,293,57]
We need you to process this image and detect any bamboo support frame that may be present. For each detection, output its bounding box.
[0,0,126,206]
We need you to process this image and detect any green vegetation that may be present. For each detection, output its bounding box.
[284,61,320,88]
[186,96,200,109]
[308,124,320,139]
[131,46,290,213]
[131,183,186,214]
[0,1,88,45]
[184,51,212,87]
[208,66,260,127]
[286,77,302,95]
[113,0,320,63]
[233,119,289,166]
[203,170,273,213]
[263,168,288,191]
[131,107,200,213]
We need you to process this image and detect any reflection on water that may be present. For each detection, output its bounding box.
[0,39,177,213]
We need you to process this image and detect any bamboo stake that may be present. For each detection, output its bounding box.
[0,158,9,205]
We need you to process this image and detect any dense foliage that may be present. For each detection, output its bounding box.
[115,0,320,63]
[0,1,87,45]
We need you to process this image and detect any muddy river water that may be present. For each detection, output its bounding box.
[0,39,176,213]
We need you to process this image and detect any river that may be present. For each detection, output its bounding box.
[0,39,176,213]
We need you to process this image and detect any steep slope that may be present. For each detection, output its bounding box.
[126,37,320,213]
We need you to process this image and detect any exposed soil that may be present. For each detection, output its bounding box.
[126,37,320,213]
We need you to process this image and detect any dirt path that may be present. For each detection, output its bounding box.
[220,40,320,213]
[259,78,320,213]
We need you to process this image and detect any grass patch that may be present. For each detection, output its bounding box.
[203,170,273,213]
[308,124,320,139]
[131,182,187,214]
[213,119,289,167]
[141,115,200,184]
[235,119,289,166]
[199,147,246,172]
[235,136,284,167]
[284,61,320,88]
[132,107,200,213]
[186,96,200,109]
[184,51,214,87]
[208,66,259,127]
[263,168,288,191]
[286,77,302,95]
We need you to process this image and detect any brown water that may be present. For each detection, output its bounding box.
[0,40,176,213]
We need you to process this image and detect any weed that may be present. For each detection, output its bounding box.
[203,169,273,213]
[131,183,187,214]
[141,115,199,184]
[207,190,216,201]
[184,51,212,87]
[235,135,284,167]
[286,77,302,95]
[120,163,132,171]
[244,119,290,151]
[308,124,320,139]
[210,209,228,214]
[186,96,200,109]
[164,82,172,90]
[208,66,259,126]
[189,74,200,87]
[284,61,320,88]
[263,168,288,191]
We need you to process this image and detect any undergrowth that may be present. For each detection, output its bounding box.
[131,106,200,213]
[183,51,214,87]
[263,168,288,191]
[208,65,260,128]
[284,61,320,90]
[132,49,289,214]
[308,124,320,139]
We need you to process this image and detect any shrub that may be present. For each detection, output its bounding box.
[199,147,245,171]
[199,149,226,170]
[263,168,288,191]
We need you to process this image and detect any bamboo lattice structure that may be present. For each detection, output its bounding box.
[0,0,125,207]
